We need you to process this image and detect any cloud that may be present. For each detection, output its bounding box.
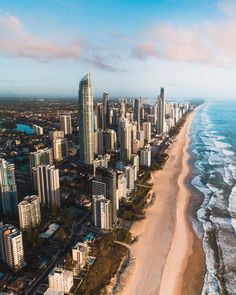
[132,0,236,67]
[0,14,83,62]
[0,13,123,72]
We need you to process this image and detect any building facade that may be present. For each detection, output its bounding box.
[0,159,18,216]
[18,195,41,230]
[0,224,25,271]
[78,73,94,165]
[36,164,60,209]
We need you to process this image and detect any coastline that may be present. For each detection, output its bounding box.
[119,110,205,295]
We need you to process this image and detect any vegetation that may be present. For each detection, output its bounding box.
[118,186,150,221]
[78,234,128,295]
[114,227,132,244]
[23,228,41,248]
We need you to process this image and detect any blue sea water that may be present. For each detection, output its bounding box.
[15,123,34,134]
[190,101,236,295]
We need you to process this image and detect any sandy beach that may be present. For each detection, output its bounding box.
[120,111,205,295]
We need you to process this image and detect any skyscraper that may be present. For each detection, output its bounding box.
[103,92,109,129]
[157,87,166,134]
[78,73,94,165]
[104,129,117,152]
[142,122,151,142]
[36,164,60,209]
[134,98,140,128]
[120,126,132,162]
[60,115,72,135]
[53,138,69,161]
[92,195,112,230]
[95,167,117,222]
[18,195,41,230]
[0,224,25,271]
[0,159,18,216]
[29,148,53,170]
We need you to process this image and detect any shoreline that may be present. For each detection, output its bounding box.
[119,110,205,295]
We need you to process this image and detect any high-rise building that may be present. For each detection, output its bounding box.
[142,122,151,142]
[0,224,25,271]
[94,129,104,155]
[116,172,127,203]
[49,130,65,141]
[96,103,104,130]
[157,87,166,134]
[92,195,112,230]
[53,138,68,161]
[120,125,132,162]
[93,154,110,175]
[134,98,140,128]
[36,164,60,209]
[124,165,135,193]
[29,148,53,170]
[32,124,43,135]
[132,154,139,181]
[92,180,106,196]
[103,92,109,129]
[78,73,94,165]
[95,167,117,222]
[72,242,90,267]
[48,267,73,293]
[0,159,18,216]
[137,129,145,149]
[104,129,117,152]
[60,115,72,135]
[18,195,41,230]
[141,145,151,167]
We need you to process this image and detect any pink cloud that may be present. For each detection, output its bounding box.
[0,14,82,61]
[132,1,236,67]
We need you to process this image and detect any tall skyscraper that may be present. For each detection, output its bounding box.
[60,115,72,135]
[95,167,117,222]
[92,195,112,230]
[120,125,132,162]
[29,148,53,170]
[96,103,104,129]
[134,98,141,128]
[103,92,109,129]
[142,122,151,142]
[94,129,104,155]
[157,87,166,134]
[36,164,60,209]
[0,159,18,216]
[18,195,41,230]
[0,224,25,271]
[78,73,94,165]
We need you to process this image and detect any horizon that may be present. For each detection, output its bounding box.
[1,0,236,99]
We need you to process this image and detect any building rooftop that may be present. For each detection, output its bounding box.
[44,288,64,295]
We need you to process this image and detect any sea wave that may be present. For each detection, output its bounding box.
[190,102,236,295]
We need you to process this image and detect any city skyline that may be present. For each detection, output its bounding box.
[1,0,236,99]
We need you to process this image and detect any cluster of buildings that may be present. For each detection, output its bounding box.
[78,72,190,231]
[0,72,191,293]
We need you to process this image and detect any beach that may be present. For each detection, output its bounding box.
[120,111,205,295]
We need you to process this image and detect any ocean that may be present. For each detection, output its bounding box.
[190,101,236,295]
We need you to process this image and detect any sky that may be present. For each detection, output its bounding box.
[1,0,236,99]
